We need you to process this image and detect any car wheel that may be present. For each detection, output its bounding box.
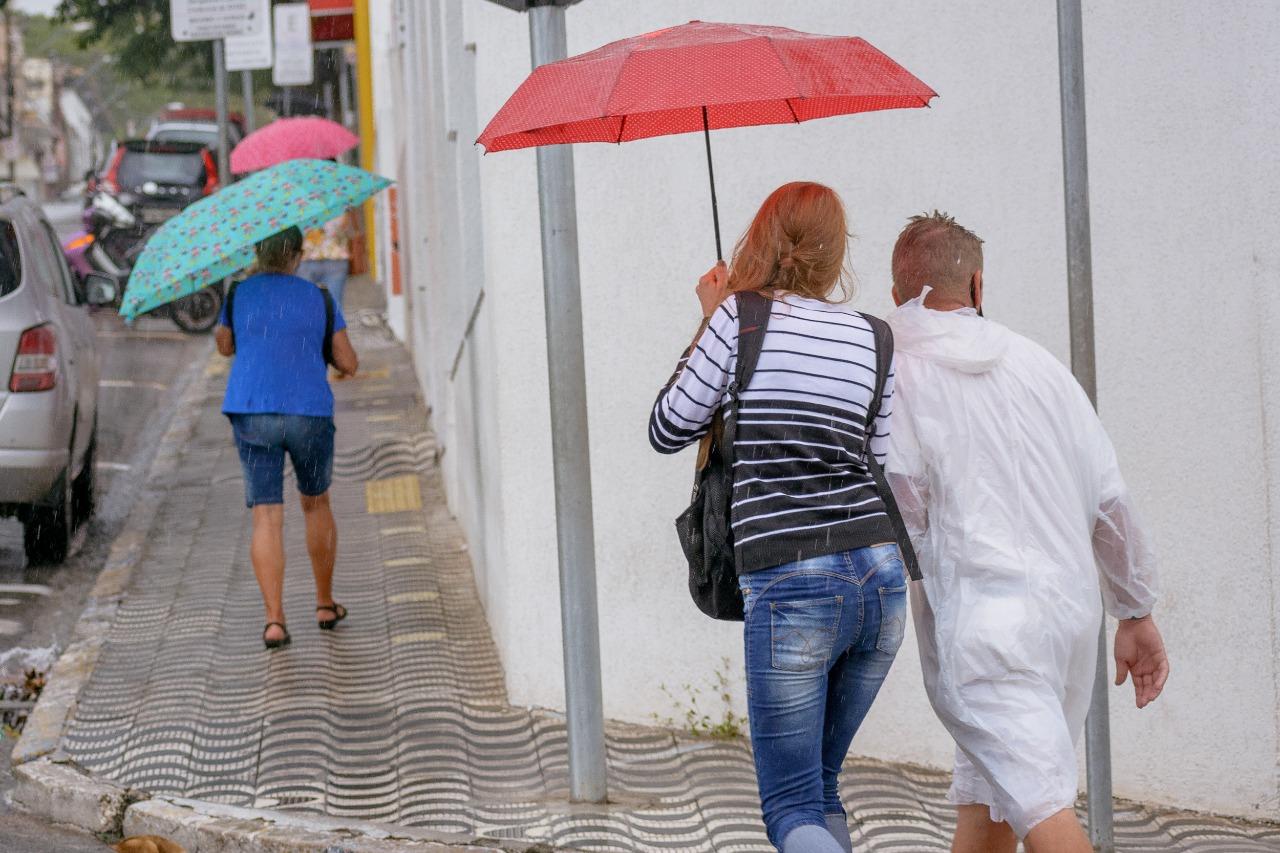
[23,468,73,566]
[72,423,97,526]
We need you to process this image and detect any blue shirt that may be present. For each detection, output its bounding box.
[218,273,347,417]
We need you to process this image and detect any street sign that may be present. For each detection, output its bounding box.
[272,2,314,86]
[225,0,272,71]
[169,0,264,42]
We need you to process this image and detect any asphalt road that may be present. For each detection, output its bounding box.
[0,201,210,850]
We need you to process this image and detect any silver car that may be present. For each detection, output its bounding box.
[0,188,115,564]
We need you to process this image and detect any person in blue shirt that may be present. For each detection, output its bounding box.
[215,226,360,650]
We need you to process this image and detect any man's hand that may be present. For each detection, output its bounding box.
[696,260,730,319]
[1114,615,1169,709]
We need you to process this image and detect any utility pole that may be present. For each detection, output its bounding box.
[212,40,230,184]
[1056,2,1113,850]
[482,0,606,803]
[525,0,607,804]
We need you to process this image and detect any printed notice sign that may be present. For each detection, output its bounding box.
[170,0,264,42]
[272,3,314,86]
[224,0,272,70]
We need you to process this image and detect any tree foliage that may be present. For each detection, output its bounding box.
[55,0,212,85]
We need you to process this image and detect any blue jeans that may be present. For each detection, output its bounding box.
[296,259,349,312]
[739,544,908,850]
[229,414,335,506]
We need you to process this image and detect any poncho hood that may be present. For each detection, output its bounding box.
[887,289,1011,374]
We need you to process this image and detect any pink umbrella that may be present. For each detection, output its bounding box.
[230,116,360,174]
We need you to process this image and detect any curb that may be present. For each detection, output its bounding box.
[121,798,560,852]
[6,350,570,851]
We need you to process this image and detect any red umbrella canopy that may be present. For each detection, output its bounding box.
[477,20,937,152]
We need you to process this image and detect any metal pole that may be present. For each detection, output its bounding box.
[354,0,378,273]
[528,2,608,804]
[213,40,230,185]
[241,71,256,135]
[337,47,353,130]
[1056,2,1113,850]
[700,106,722,262]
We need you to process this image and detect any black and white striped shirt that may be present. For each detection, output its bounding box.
[650,293,896,574]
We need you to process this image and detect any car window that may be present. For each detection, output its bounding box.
[21,214,72,304]
[118,150,207,188]
[0,221,20,298]
[152,128,219,148]
[41,222,79,304]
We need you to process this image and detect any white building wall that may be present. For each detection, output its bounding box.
[371,0,1280,820]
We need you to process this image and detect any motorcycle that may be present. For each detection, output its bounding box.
[63,191,224,334]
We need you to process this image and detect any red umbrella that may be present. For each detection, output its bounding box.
[478,20,936,258]
[231,116,360,175]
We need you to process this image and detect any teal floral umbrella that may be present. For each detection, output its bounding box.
[120,159,391,320]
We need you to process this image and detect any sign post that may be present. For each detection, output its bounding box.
[273,3,316,89]
[212,39,230,184]
[224,0,272,135]
[169,0,260,41]
[170,0,266,184]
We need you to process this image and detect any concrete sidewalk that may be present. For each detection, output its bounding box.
[11,277,1280,852]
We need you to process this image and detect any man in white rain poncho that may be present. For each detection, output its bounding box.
[883,213,1170,853]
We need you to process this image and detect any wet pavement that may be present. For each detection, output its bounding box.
[0,201,209,851]
[40,276,1280,853]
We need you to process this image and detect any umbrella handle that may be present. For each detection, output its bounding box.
[702,106,723,262]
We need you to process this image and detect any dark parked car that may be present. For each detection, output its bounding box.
[91,140,219,277]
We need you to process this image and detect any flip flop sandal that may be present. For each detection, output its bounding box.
[316,603,348,631]
[263,621,291,650]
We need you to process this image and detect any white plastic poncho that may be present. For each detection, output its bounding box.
[885,292,1157,838]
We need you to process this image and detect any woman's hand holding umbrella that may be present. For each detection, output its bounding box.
[697,260,730,319]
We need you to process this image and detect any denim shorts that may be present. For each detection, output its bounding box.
[229,413,335,506]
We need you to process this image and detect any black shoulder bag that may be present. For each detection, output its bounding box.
[226,279,336,366]
[860,313,923,582]
[674,290,772,621]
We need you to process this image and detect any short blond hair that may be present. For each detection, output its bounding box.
[891,211,983,302]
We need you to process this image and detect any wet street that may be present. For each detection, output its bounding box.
[0,202,210,850]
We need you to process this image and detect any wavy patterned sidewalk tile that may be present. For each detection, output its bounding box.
[60,308,1280,852]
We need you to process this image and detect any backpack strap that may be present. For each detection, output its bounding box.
[717,290,772,482]
[861,313,923,581]
[320,286,335,366]
[732,290,772,395]
[225,279,240,351]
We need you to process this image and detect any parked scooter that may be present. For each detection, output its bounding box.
[63,191,224,334]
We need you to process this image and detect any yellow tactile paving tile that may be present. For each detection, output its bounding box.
[390,630,446,646]
[365,474,423,514]
[384,557,430,568]
[388,591,440,604]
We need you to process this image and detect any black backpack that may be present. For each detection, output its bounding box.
[675,296,920,622]
[225,279,336,366]
[674,291,772,622]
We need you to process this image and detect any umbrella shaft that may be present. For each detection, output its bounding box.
[702,106,723,261]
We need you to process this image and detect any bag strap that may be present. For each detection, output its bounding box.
[225,279,239,351]
[324,290,335,366]
[861,313,923,581]
[717,291,772,469]
[320,286,336,366]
